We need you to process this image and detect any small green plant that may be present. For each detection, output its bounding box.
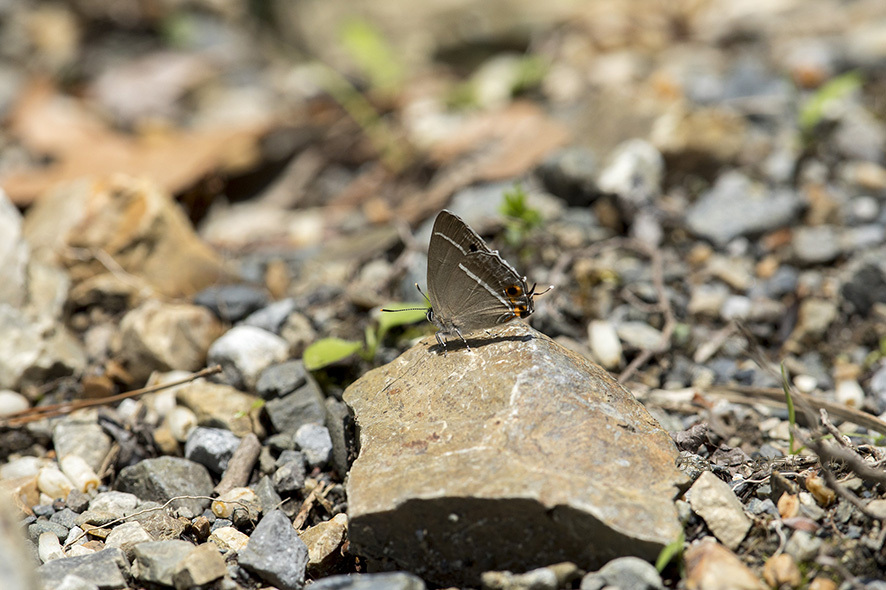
[798,71,863,139]
[338,18,405,94]
[781,363,805,455]
[302,303,428,371]
[655,530,685,575]
[500,183,542,247]
[233,398,266,419]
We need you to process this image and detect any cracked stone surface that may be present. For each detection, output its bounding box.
[344,321,687,586]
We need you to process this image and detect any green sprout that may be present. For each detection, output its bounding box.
[302,302,428,371]
[781,363,805,455]
[500,183,542,247]
[798,71,863,140]
[655,530,685,576]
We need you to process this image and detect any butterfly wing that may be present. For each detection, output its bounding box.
[426,210,533,335]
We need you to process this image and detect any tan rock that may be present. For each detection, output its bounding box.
[116,300,223,382]
[808,577,837,590]
[344,321,686,586]
[762,553,801,589]
[172,543,226,589]
[687,471,751,551]
[298,513,348,576]
[208,526,249,553]
[23,176,232,301]
[685,538,765,590]
[176,380,264,438]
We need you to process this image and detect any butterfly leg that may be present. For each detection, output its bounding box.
[454,327,470,350]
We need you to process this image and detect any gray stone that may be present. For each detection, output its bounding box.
[309,572,427,590]
[88,492,139,519]
[239,510,309,590]
[294,423,333,468]
[53,416,112,473]
[761,266,798,300]
[784,530,823,562]
[264,381,327,436]
[792,225,841,264]
[132,540,194,586]
[615,321,663,350]
[36,548,128,590]
[256,360,309,399]
[581,556,664,590]
[194,284,270,323]
[171,542,226,589]
[243,298,298,333]
[325,397,352,478]
[685,172,803,246]
[597,139,664,210]
[56,575,99,590]
[345,322,686,586]
[184,427,241,475]
[49,509,79,530]
[273,454,306,494]
[687,471,751,551]
[127,504,187,541]
[0,304,86,391]
[32,505,55,518]
[115,457,214,518]
[841,262,886,316]
[207,325,289,391]
[65,489,91,514]
[537,146,599,206]
[75,511,118,528]
[29,520,69,543]
[104,521,154,560]
[482,567,558,590]
[116,300,222,383]
[253,476,283,515]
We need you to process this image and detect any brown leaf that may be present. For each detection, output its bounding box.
[1,80,270,205]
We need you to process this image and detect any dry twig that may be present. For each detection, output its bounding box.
[0,366,222,427]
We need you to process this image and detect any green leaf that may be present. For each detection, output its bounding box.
[655,530,684,572]
[798,71,863,134]
[303,338,364,371]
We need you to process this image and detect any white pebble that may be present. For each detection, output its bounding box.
[793,374,818,393]
[167,406,198,442]
[587,320,623,369]
[38,531,65,563]
[835,379,865,409]
[0,390,28,416]
[36,467,74,500]
[59,455,100,493]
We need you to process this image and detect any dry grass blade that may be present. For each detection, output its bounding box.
[0,365,222,427]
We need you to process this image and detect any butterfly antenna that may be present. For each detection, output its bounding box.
[414,283,431,305]
[381,284,432,313]
[529,283,555,297]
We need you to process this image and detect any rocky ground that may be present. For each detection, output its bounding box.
[1,0,886,589]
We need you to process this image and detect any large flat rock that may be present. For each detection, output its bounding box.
[344,322,687,586]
